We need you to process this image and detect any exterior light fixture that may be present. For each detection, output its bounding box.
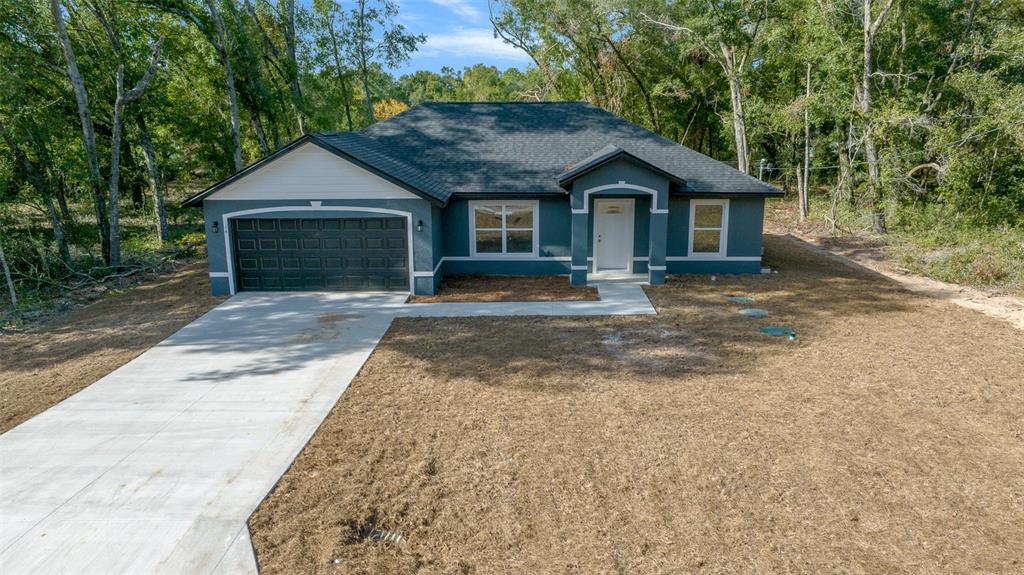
[212,221,219,234]
[416,219,423,232]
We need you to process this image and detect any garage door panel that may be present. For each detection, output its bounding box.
[233,217,409,292]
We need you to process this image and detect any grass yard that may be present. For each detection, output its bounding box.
[409,274,599,303]
[0,262,225,433]
[249,234,1024,574]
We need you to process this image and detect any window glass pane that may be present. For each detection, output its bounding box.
[692,230,722,253]
[474,205,503,229]
[506,230,533,253]
[475,230,502,253]
[694,204,723,228]
[505,204,534,228]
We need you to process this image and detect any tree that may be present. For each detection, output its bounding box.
[206,0,245,171]
[861,0,896,233]
[49,0,111,263]
[342,0,424,124]
[136,115,170,243]
[0,238,15,307]
[373,98,407,120]
[311,0,357,130]
[643,0,771,174]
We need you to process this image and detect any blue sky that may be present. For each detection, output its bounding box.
[392,0,533,75]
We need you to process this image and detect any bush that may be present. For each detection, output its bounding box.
[174,232,207,257]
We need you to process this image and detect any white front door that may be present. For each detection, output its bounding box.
[593,198,635,273]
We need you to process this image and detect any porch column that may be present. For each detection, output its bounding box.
[570,209,589,286]
[648,200,668,285]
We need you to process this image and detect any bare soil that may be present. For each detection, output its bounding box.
[0,262,225,433]
[249,234,1024,574]
[408,274,599,303]
[763,204,1024,331]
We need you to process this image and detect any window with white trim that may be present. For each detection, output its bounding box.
[689,199,729,257]
[470,201,538,256]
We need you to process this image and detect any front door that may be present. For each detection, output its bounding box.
[593,199,634,273]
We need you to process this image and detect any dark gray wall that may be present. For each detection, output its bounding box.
[666,196,765,258]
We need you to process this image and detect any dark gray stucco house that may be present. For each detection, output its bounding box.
[183,102,782,296]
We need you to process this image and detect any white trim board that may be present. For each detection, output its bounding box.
[665,256,760,261]
[219,205,417,295]
[578,182,660,214]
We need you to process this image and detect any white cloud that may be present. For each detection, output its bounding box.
[420,27,531,62]
[425,0,484,22]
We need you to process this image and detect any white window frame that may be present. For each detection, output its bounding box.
[468,200,540,257]
[688,199,729,258]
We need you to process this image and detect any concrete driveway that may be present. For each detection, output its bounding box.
[0,283,653,574]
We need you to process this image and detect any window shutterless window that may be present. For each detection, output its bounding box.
[688,199,729,257]
[469,201,538,256]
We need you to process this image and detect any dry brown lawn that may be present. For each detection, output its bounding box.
[250,234,1024,574]
[0,262,225,433]
[408,274,599,303]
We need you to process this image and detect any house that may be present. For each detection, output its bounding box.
[183,102,782,296]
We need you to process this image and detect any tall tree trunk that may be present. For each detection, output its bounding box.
[721,42,750,174]
[252,114,271,157]
[109,41,163,267]
[863,0,895,233]
[726,73,750,174]
[357,0,376,124]
[137,116,169,244]
[45,195,71,267]
[124,134,144,209]
[55,175,71,221]
[800,62,812,221]
[0,241,15,308]
[49,0,110,263]
[206,0,245,171]
[326,11,354,131]
[283,0,305,134]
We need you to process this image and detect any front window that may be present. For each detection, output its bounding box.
[689,199,729,257]
[471,201,537,256]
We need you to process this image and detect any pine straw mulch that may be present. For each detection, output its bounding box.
[407,274,599,303]
[249,234,1024,574]
[0,262,225,433]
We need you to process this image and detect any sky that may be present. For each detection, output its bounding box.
[392,0,533,75]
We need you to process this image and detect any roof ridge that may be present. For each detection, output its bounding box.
[416,100,592,105]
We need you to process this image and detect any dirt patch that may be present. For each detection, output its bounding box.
[408,274,599,303]
[0,262,225,433]
[249,234,1024,574]
[764,202,1024,331]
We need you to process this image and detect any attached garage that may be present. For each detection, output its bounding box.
[232,217,409,292]
[183,136,446,296]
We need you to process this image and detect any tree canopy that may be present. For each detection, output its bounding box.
[2,0,1022,309]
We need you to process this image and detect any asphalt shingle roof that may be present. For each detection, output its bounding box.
[349,102,780,199]
[184,102,781,208]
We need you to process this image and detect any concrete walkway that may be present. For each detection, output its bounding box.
[0,281,654,575]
